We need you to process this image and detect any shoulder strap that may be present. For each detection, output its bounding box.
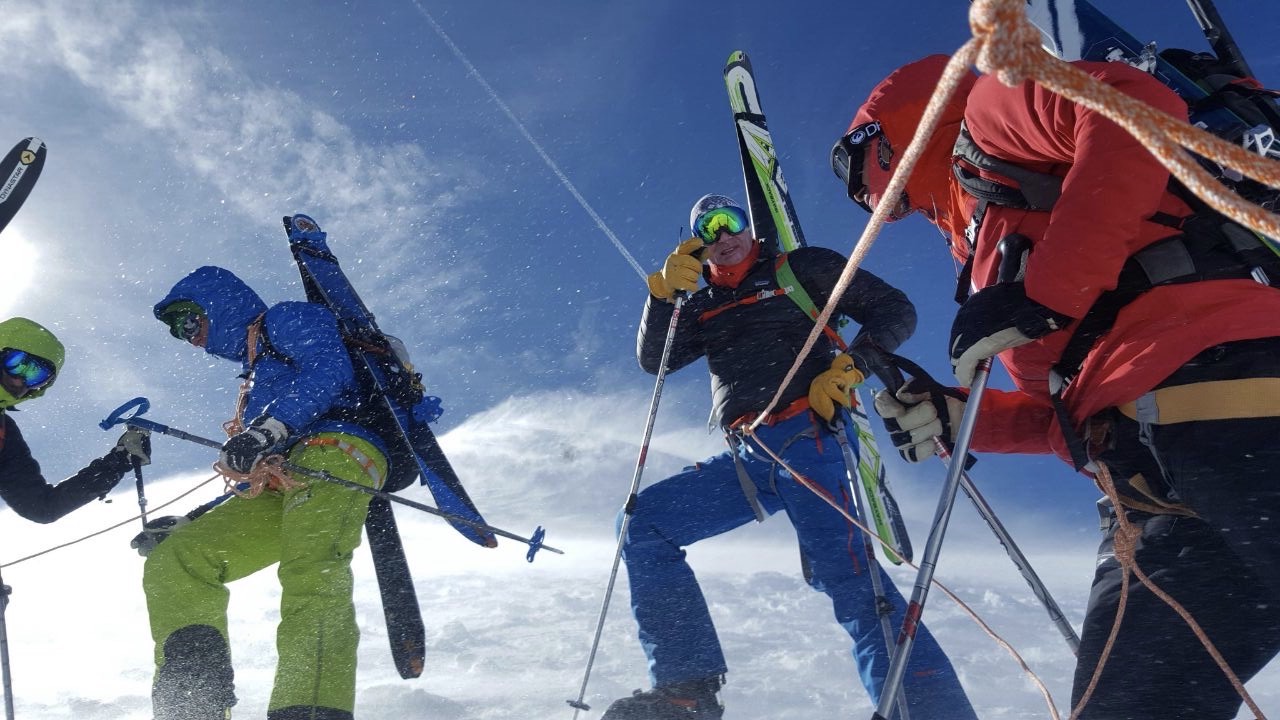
[952,121,1064,211]
[775,254,848,352]
[225,314,268,436]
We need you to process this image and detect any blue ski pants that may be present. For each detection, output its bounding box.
[618,411,976,718]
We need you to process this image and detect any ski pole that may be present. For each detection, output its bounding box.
[872,355,991,720]
[1185,0,1255,79]
[567,291,687,718]
[872,235,1029,719]
[878,353,1080,655]
[131,457,148,527]
[100,398,562,561]
[0,566,12,720]
[834,412,911,720]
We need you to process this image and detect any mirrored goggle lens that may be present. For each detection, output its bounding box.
[164,312,202,341]
[1,348,56,389]
[693,206,749,244]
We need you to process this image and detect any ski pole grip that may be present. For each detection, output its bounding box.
[996,233,1032,284]
[100,397,151,430]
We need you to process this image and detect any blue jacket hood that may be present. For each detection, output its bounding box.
[154,266,268,362]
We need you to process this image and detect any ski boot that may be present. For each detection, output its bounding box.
[152,624,237,720]
[600,676,724,719]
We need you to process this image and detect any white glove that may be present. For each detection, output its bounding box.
[874,384,967,463]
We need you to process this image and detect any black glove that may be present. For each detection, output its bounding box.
[873,380,968,463]
[113,427,152,467]
[949,282,1072,385]
[219,416,289,474]
[130,515,191,557]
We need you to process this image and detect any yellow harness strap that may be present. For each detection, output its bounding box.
[299,435,388,490]
[1117,377,1280,425]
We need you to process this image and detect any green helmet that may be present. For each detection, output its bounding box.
[0,317,65,409]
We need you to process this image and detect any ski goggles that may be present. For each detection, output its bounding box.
[1,348,56,390]
[692,205,750,245]
[159,302,206,342]
[831,121,883,212]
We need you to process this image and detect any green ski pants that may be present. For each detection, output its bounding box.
[143,432,387,716]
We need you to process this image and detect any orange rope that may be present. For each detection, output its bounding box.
[215,454,305,499]
[967,0,1280,240]
[1071,462,1266,720]
[0,474,223,568]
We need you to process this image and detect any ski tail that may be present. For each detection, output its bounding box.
[724,51,805,253]
[0,137,46,235]
[850,391,912,564]
[365,497,426,679]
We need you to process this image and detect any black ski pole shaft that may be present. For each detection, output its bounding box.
[132,459,149,527]
[99,398,561,557]
[1185,0,1255,78]
[834,417,911,720]
[0,566,12,720]
[567,291,687,718]
[870,345,1079,654]
[934,442,1081,654]
[280,462,562,555]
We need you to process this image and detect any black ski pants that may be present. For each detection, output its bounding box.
[1074,337,1280,718]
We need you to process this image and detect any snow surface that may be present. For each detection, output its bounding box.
[1,390,1276,719]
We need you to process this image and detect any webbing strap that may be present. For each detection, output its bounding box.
[774,255,848,351]
[1117,377,1280,425]
[300,435,387,489]
[223,314,267,437]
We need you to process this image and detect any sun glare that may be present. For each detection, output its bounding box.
[0,228,39,317]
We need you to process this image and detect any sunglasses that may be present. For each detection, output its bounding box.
[830,121,883,212]
[693,205,750,245]
[162,310,204,342]
[1,348,56,390]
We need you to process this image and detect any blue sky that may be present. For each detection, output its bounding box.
[1,1,1279,716]
[5,0,1274,521]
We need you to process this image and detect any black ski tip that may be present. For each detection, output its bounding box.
[0,137,47,235]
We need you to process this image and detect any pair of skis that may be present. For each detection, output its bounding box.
[282,215,507,680]
[724,51,913,567]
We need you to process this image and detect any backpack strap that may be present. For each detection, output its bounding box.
[774,254,848,351]
[224,314,268,436]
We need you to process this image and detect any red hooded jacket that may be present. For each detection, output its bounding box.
[853,55,1280,461]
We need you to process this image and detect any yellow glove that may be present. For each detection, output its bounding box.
[808,354,866,422]
[646,238,705,302]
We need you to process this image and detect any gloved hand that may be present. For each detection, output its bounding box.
[646,238,705,302]
[219,415,289,474]
[873,381,967,463]
[130,515,191,557]
[949,282,1072,385]
[113,427,152,467]
[808,353,866,422]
